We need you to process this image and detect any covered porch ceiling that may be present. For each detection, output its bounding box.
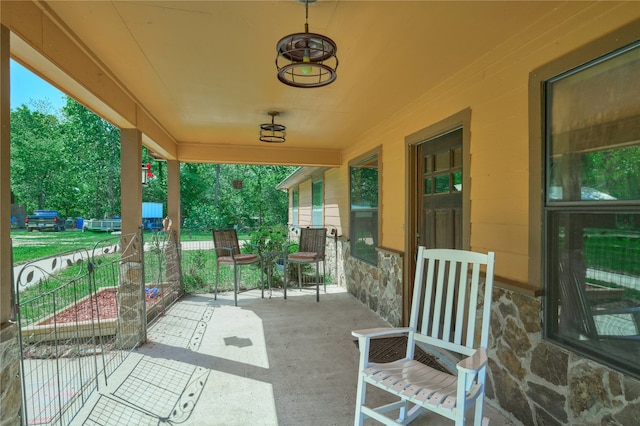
[4,1,571,166]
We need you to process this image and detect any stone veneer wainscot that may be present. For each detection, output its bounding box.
[344,247,640,424]
[0,322,21,426]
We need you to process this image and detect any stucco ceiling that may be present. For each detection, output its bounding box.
[9,1,565,164]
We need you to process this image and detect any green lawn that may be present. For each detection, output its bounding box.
[12,227,267,296]
[11,229,118,264]
[11,228,216,265]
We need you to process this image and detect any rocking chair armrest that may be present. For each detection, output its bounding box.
[456,347,488,374]
[352,327,412,339]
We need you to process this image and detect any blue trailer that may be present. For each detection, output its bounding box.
[142,202,164,230]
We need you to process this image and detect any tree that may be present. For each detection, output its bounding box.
[11,96,297,227]
[179,164,295,230]
[60,98,121,219]
[10,105,68,213]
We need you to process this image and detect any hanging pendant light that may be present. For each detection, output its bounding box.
[275,0,338,88]
[259,111,286,143]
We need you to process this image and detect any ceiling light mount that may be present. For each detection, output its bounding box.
[259,111,286,143]
[275,0,338,88]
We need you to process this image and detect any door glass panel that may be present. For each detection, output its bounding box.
[425,178,432,194]
[424,156,432,173]
[453,147,462,167]
[453,172,462,191]
[435,175,449,193]
[434,151,449,171]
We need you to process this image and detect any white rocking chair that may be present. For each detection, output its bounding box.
[352,247,495,426]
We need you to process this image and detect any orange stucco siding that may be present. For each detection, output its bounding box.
[323,3,639,285]
[296,181,312,228]
[323,168,346,236]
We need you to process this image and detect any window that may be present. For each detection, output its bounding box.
[292,188,299,228]
[350,150,379,265]
[312,179,323,227]
[543,41,640,377]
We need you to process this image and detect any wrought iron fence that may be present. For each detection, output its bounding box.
[143,230,183,322]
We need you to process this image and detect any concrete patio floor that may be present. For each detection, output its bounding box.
[70,286,515,425]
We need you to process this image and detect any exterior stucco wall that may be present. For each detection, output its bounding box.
[293,10,640,423]
[338,5,639,285]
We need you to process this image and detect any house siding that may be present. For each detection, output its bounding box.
[323,168,345,237]
[296,181,312,228]
[335,4,639,285]
[286,5,640,425]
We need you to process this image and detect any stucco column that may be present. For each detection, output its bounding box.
[0,23,22,425]
[120,129,143,238]
[118,129,145,347]
[167,159,180,239]
[0,23,11,325]
[165,160,181,286]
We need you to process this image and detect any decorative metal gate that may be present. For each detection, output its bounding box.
[14,230,165,425]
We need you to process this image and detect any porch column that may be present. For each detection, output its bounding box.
[167,159,180,239]
[165,160,181,285]
[120,129,143,238]
[0,23,22,426]
[117,129,145,348]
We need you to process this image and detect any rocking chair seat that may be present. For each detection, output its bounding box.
[355,338,487,412]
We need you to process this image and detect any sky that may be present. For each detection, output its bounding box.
[10,59,67,113]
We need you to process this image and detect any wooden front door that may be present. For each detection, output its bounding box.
[417,128,463,249]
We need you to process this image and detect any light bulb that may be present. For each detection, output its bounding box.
[300,48,312,75]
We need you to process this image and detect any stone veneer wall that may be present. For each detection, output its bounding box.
[344,245,403,327]
[0,322,21,426]
[487,286,640,425]
[324,235,345,288]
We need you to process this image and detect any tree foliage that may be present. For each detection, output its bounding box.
[10,96,296,228]
[180,163,295,230]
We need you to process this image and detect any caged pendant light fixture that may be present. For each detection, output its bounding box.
[275,0,338,88]
[259,111,286,143]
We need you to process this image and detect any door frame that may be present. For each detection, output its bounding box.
[404,108,472,326]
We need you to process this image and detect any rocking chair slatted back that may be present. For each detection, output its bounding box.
[412,249,493,356]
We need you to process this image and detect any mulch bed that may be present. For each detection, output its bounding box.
[39,288,159,325]
[354,336,450,374]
